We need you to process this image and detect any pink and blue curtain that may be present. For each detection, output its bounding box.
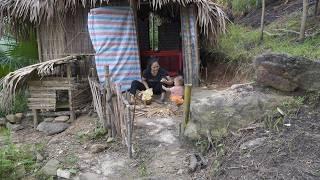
[88,7,141,91]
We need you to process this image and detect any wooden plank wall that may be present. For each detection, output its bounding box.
[180,5,200,86]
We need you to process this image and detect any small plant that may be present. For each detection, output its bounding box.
[138,162,149,177]
[90,127,107,140]
[281,96,304,115]
[264,113,284,132]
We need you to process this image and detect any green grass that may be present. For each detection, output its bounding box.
[213,15,320,63]
[0,128,37,179]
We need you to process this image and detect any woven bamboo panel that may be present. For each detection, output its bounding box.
[38,7,95,62]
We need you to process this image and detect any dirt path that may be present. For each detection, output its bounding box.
[11,110,196,179]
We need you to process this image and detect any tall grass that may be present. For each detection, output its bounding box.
[0,127,37,179]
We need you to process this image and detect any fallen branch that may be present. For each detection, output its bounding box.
[273,28,300,35]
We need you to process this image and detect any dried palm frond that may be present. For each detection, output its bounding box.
[0,55,77,112]
[0,0,227,41]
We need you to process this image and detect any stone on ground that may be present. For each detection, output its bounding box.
[37,122,70,135]
[240,137,267,150]
[90,144,108,153]
[255,53,320,91]
[54,116,70,122]
[6,114,17,123]
[6,122,24,131]
[183,122,200,140]
[15,113,24,123]
[41,159,60,176]
[190,84,291,138]
[57,168,71,179]
[44,117,54,122]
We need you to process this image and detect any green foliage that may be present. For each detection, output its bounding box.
[12,90,28,114]
[232,0,259,14]
[0,90,29,117]
[0,129,37,179]
[75,127,107,144]
[213,24,261,62]
[0,35,38,70]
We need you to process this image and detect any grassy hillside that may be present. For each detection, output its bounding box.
[211,4,320,62]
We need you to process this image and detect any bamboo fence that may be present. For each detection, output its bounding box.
[88,65,135,158]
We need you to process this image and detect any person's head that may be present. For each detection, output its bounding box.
[147,57,160,74]
[174,76,184,86]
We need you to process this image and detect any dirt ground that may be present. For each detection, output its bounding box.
[7,82,320,180]
[10,102,201,179]
[208,104,320,180]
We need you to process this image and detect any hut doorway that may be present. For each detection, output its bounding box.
[137,4,182,77]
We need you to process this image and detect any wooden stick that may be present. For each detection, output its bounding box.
[105,65,116,137]
[67,64,76,122]
[183,84,192,133]
[126,106,132,158]
[32,109,39,129]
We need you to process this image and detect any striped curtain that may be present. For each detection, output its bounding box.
[88,7,141,91]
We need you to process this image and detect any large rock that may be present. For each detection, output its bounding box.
[254,53,320,91]
[189,84,291,138]
[37,122,70,135]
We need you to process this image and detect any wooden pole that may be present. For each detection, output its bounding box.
[182,84,192,132]
[315,0,319,16]
[299,0,308,41]
[67,64,76,121]
[260,0,266,42]
[104,65,111,136]
[36,27,43,63]
[32,109,39,129]
[104,65,117,137]
[126,106,132,158]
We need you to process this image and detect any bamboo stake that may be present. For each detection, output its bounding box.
[126,105,133,158]
[105,65,116,137]
[103,66,111,135]
[182,84,192,133]
[67,64,75,121]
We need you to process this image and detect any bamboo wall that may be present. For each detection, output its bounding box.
[37,7,95,62]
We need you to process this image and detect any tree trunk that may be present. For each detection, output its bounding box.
[260,0,266,42]
[299,0,308,41]
[315,0,319,16]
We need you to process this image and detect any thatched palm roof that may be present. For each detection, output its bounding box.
[0,0,227,37]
